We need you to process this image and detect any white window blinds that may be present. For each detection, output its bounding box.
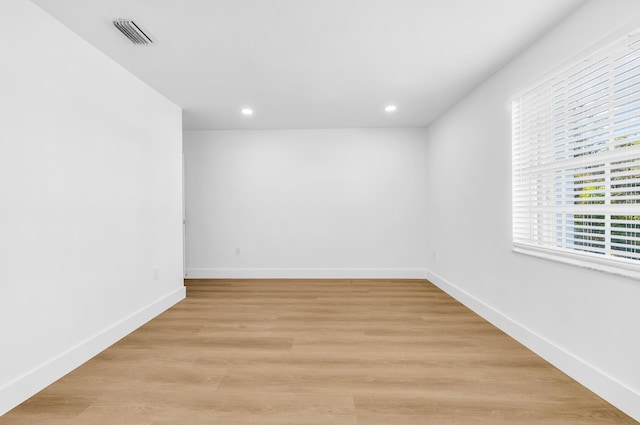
[512,30,640,278]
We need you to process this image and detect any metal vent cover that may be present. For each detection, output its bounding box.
[113,19,155,45]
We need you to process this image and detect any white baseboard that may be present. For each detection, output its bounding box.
[0,286,186,417]
[425,269,640,423]
[185,268,429,279]
[6,272,637,422]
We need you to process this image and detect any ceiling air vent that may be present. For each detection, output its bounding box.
[113,19,155,45]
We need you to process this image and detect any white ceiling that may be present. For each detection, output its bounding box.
[31,0,586,130]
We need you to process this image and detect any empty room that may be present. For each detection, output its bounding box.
[1,0,640,423]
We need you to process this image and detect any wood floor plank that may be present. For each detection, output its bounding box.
[1,279,636,424]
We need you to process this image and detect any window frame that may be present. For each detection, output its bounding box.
[511,25,640,281]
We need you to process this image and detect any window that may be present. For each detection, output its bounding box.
[512,29,640,279]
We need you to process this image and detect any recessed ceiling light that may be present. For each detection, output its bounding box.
[385,105,397,112]
[241,108,253,115]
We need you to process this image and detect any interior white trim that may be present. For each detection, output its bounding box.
[185,268,429,279]
[513,244,640,281]
[425,269,640,422]
[0,287,186,417]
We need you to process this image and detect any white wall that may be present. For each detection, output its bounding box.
[0,0,184,415]
[184,128,429,278]
[424,0,640,420]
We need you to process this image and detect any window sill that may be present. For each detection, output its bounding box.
[513,243,640,281]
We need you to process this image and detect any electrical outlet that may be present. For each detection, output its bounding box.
[153,266,159,280]
[235,248,241,256]
[432,250,437,260]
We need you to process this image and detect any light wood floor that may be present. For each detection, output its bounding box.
[1,279,636,424]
